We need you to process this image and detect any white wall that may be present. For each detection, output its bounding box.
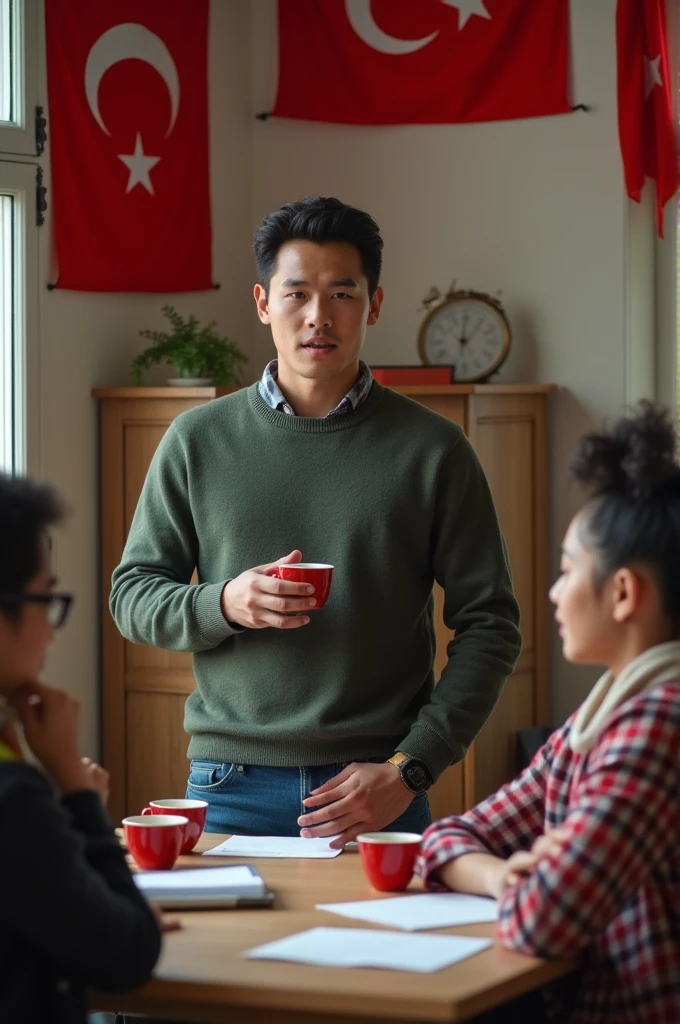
[36,1,254,754]
[35,0,676,753]
[250,0,672,722]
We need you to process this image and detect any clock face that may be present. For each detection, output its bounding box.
[419,297,510,383]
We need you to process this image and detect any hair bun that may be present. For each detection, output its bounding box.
[569,401,680,500]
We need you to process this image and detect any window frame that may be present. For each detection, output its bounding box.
[0,158,41,473]
[0,0,39,158]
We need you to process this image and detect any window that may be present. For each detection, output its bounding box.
[0,0,38,156]
[0,191,16,470]
[0,0,15,122]
[0,165,38,473]
[0,0,40,472]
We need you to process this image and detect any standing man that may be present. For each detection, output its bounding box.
[111,196,521,846]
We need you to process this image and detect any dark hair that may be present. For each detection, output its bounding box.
[569,401,680,623]
[0,473,64,616]
[253,196,383,296]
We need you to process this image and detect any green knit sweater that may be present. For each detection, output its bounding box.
[110,382,521,780]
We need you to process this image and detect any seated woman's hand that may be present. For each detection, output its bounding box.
[150,903,182,934]
[491,828,570,899]
[81,757,110,805]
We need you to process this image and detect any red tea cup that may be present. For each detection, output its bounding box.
[266,562,334,609]
[142,799,208,854]
[357,832,422,891]
[122,814,189,870]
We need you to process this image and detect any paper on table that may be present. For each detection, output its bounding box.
[204,835,343,859]
[316,892,498,931]
[243,926,492,973]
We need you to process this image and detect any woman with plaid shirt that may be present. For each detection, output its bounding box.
[418,402,680,1024]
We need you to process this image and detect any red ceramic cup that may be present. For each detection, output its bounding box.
[267,562,334,609]
[142,799,208,854]
[122,814,189,870]
[357,832,422,891]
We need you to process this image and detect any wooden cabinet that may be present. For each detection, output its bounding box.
[94,384,554,825]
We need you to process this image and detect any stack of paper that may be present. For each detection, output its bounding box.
[134,864,271,909]
[244,926,492,972]
[203,835,343,859]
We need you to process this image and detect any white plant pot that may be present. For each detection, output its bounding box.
[167,377,213,387]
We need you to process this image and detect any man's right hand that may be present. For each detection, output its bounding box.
[221,550,317,629]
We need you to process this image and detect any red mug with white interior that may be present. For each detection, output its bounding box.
[357,832,422,891]
[122,814,189,870]
[266,563,334,609]
[142,798,208,854]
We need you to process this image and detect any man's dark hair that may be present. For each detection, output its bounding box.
[0,473,64,605]
[253,196,383,296]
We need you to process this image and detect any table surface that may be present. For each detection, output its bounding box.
[93,833,577,1024]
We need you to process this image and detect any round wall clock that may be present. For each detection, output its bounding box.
[417,287,511,383]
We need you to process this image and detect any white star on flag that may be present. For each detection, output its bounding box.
[644,54,663,100]
[442,0,491,30]
[118,133,161,195]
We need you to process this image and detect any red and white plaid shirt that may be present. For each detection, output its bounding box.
[418,683,680,1023]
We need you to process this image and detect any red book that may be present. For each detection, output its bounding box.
[371,367,452,385]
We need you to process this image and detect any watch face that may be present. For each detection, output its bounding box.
[404,762,430,793]
[420,297,509,383]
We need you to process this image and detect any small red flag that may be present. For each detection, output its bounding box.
[45,0,212,291]
[272,0,571,125]
[616,0,679,237]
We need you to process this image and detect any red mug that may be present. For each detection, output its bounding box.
[357,832,422,891]
[122,814,189,870]
[266,562,334,609]
[142,799,208,854]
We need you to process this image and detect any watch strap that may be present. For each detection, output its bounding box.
[387,751,409,768]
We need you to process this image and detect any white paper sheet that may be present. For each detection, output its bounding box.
[316,892,498,931]
[134,864,265,899]
[243,926,492,972]
[203,835,343,859]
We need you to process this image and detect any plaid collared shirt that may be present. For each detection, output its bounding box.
[418,684,680,1024]
[258,360,373,417]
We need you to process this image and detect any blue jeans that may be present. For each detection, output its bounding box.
[186,759,431,836]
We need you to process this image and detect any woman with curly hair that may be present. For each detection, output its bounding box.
[418,402,680,1023]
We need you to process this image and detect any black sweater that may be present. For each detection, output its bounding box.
[0,761,161,1023]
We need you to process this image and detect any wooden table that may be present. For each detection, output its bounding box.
[93,834,577,1024]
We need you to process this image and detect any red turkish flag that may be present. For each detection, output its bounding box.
[616,0,679,237]
[272,0,571,125]
[45,0,212,291]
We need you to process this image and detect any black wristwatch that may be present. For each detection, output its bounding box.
[387,752,433,794]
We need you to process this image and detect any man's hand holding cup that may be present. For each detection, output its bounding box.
[221,550,332,630]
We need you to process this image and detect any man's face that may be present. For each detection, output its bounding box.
[254,240,382,384]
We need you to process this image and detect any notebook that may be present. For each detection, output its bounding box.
[133,864,275,909]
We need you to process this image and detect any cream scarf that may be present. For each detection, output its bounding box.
[569,640,680,754]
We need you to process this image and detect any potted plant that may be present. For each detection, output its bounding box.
[131,305,248,386]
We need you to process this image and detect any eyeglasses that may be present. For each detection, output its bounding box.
[0,592,74,628]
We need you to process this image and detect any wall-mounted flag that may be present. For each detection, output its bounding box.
[272,0,571,125]
[46,0,212,291]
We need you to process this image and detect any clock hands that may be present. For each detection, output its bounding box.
[466,316,485,345]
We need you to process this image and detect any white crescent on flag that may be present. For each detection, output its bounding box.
[84,22,180,138]
[344,0,438,54]
[344,0,491,54]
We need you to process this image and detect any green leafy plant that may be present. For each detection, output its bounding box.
[131,305,248,385]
